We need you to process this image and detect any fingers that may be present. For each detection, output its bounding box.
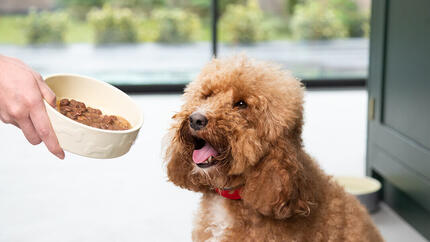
[0,113,18,127]
[30,70,56,109]
[0,56,63,159]
[35,74,56,108]
[16,117,42,145]
[1,109,42,145]
[29,100,65,160]
[2,57,56,109]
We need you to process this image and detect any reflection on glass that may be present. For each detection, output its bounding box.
[0,0,211,85]
[0,0,370,84]
[218,0,370,80]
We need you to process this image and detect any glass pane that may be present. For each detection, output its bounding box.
[218,0,370,80]
[0,0,211,85]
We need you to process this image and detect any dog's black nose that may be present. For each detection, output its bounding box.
[189,112,208,130]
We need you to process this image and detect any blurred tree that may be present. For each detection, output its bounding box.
[219,0,248,15]
[109,0,166,12]
[290,0,348,40]
[24,9,69,44]
[88,4,139,44]
[328,0,366,37]
[290,0,366,39]
[57,0,107,19]
[258,0,285,16]
[164,0,247,17]
[285,0,305,15]
[57,0,106,8]
[220,0,274,44]
[152,8,201,43]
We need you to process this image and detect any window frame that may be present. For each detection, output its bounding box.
[118,0,367,93]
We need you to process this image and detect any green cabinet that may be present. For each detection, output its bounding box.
[367,0,430,239]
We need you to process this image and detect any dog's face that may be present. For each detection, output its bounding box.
[166,56,303,189]
[165,56,311,218]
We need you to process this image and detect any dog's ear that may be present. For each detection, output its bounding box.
[229,129,263,175]
[240,147,315,219]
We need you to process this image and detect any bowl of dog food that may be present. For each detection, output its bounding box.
[43,74,143,159]
[334,176,382,213]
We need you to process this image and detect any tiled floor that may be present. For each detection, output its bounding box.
[0,91,426,241]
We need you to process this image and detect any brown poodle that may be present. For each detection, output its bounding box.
[164,55,383,242]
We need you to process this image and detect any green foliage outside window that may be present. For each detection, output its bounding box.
[24,10,69,44]
[290,0,367,40]
[329,0,367,37]
[109,0,166,13]
[220,0,274,44]
[57,0,107,20]
[0,0,370,45]
[152,8,201,43]
[88,5,139,44]
[290,1,348,40]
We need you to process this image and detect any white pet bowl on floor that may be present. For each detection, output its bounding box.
[334,176,382,213]
[43,74,144,159]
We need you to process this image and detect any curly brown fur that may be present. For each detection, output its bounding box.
[165,55,383,242]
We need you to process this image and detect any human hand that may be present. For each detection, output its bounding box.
[0,55,65,159]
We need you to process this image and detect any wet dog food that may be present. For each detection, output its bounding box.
[57,98,131,130]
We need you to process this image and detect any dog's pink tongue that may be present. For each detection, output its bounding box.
[192,142,218,164]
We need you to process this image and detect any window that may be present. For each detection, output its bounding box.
[218,0,370,82]
[0,0,370,90]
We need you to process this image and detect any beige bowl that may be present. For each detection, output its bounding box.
[334,176,382,213]
[43,74,143,159]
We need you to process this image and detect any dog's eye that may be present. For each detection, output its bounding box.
[202,92,212,100]
[234,100,247,109]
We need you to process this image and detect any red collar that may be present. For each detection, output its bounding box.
[215,187,242,200]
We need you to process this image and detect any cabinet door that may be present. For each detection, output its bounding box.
[367,0,430,239]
